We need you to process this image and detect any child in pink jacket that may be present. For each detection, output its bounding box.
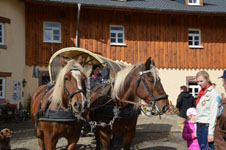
[182,108,200,150]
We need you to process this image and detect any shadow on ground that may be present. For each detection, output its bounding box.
[137,146,176,150]
[136,123,173,132]
[13,148,30,150]
[0,118,186,150]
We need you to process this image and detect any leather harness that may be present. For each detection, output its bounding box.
[35,67,86,123]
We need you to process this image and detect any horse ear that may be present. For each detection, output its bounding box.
[60,56,67,67]
[145,57,152,70]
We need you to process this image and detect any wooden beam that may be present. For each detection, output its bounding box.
[0,72,12,77]
[0,16,10,24]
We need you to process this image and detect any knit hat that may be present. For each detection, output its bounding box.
[219,70,226,78]
[186,107,196,117]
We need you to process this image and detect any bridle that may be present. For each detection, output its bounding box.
[135,64,168,114]
[63,67,87,111]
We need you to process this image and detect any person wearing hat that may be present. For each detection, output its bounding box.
[218,70,226,92]
[214,70,226,150]
[195,71,221,150]
[182,107,200,150]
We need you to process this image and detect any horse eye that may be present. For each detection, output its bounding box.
[149,79,154,83]
[65,77,69,80]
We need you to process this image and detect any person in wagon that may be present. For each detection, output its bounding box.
[214,70,226,150]
[76,55,84,66]
[88,65,103,89]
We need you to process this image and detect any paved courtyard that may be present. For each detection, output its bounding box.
[0,115,187,150]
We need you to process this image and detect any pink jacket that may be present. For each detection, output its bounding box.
[182,120,200,150]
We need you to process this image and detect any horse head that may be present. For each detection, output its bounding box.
[135,57,169,115]
[52,60,88,116]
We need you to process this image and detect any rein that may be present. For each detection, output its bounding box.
[113,89,148,107]
[111,64,168,108]
[111,64,168,116]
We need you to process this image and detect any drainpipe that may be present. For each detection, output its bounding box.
[76,3,81,47]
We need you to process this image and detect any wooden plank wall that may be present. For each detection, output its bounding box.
[26,3,226,69]
[25,3,77,66]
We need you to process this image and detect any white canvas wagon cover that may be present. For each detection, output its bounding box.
[48,47,131,81]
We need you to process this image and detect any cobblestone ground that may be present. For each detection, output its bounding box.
[0,115,187,150]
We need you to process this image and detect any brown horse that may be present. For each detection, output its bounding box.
[30,60,87,150]
[89,57,169,150]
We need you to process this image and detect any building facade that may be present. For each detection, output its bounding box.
[0,0,26,107]
[2,0,226,107]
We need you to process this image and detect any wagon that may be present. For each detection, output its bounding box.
[48,47,154,117]
[48,47,131,82]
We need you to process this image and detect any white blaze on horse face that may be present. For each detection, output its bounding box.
[71,71,86,107]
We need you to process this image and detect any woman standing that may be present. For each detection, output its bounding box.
[196,71,221,150]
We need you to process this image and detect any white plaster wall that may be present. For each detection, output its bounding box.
[24,66,48,100]
[24,66,226,107]
[158,69,225,105]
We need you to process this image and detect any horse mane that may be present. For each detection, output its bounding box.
[150,64,159,83]
[112,63,159,99]
[51,59,86,105]
[112,65,135,99]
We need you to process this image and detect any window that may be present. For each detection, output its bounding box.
[0,77,5,99]
[110,25,125,45]
[188,0,200,5]
[43,22,61,43]
[188,82,200,99]
[188,29,201,48]
[0,23,4,45]
[38,71,50,86]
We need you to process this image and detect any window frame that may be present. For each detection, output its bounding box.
[110,25,126,46]
[188,0,200,6]
[188,84,200,99]
[188,29,203,48]
[0,23,4,45]
[186,76,200,99]
[0,77,6,99]
[43,21,61,43]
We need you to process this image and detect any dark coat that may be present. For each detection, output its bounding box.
[176,91,196,118]
[89,74,103,89]
[214,98,226,150]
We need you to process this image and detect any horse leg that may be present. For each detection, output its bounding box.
[43,134,58,150]
[95,131,101,150]
[38,138,45,150]
[121,130,136,150]
[109,134,115,149]
[98,129,111,150]
[36,127,45,150]
[66,136,80,150]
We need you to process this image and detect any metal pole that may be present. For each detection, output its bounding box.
[76,3,81,47]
